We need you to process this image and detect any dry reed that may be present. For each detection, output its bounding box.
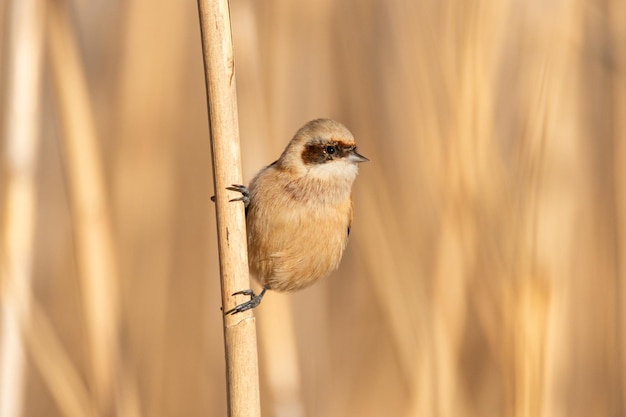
[197,0,261,416]
[48,0,120,414]
[0,1,44,416]
[0,0,624,416]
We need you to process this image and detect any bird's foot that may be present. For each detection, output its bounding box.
[210,184,250,209]
[224,287,267,315]
[225,184,250,209]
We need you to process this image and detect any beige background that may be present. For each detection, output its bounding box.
[1,0,625,416]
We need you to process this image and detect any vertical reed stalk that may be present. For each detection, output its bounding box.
[0,0,44,416]
[48,0,120,414]
[197,1,262,416]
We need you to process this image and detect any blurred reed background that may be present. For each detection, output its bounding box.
[1,0,625,416]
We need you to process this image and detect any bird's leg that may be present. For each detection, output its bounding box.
[225,286,268,315]
[225,184,250,210]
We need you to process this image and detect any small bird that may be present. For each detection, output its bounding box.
[224,118,369,314]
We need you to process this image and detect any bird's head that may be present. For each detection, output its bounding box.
[277,119,369,183]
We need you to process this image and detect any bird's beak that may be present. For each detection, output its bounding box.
[349,149,370,163]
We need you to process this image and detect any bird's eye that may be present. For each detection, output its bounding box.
[325,145,336,155]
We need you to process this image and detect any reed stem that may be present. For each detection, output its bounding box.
[197,1,262,416]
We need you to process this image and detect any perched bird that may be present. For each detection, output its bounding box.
[225,118,369,314]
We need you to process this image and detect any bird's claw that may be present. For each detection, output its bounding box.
[226,184,250,209]
[210,184,250,209]
[224,287,267,315]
